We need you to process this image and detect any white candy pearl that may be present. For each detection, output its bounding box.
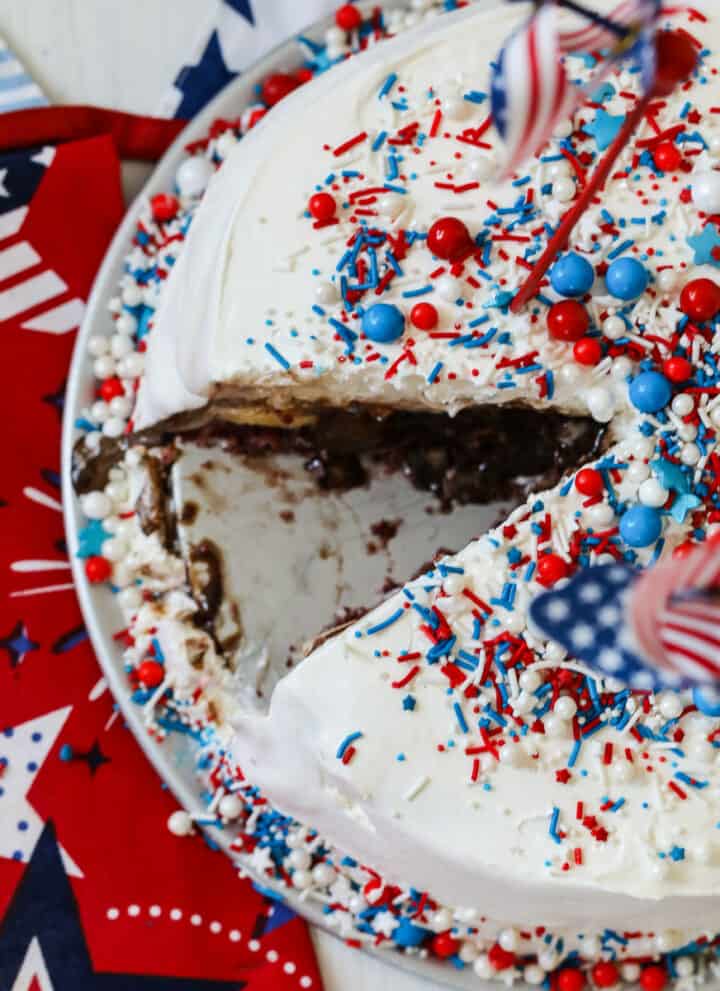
[631,435,655,460]
[611,356,633,380]
[473,954,493,979]
[432,909,453,931]
[554,696,577,720]
[611,760,634,782]
[638,478,668,508]
[626,460,650,483]
[93,356,116,379]
[215,133,237,159]
[292,869,312,890]
[580,937,601,959]
[603,315,625,339]
[82,491,112,519]
[675,958,695,978]
[558,363,581,387]
[90,400,109,424]
[459,942,478,964]
[709,134,720,158]
[314,281,338,304]
[119,353,144,378]
[111,334,134,359]
[657,693,683,719]
[312,863,335,886]
[469,154,495,181]
[692,170,720,214]
[377,193,405,219]
[513,692,534,715]
[621,963,641,982]
[101,538,127,562]
[520,669,542,692]
[121,284,142,307]
[218,794,244,820]
[680,442,701,466]
[115,312,137,336]
[500,743,521,765]
[436,275,462,301]
[324,26,346,47]
[176,156,214,198]
[548,160,571,180]
[678,422,697,442]
[538,950,558,971]
[555,120,573,139]
[442,95,471,120]
[109,396,132,419]
[553,177,576,202]
[690,738,714,762]
[671,393,694,416]
[103,417,126,439]
[586,386,615,423]
[657,269,678,293]
[499,928,518,952]
[348,893,367,913]
[167,810,193,836]
[543,714,568,737]
[88,335,109,357]
[525,965,546,985]
[586,502,615,527]
[288,849,311,870]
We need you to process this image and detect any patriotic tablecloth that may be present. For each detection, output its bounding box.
[0,3,340,987]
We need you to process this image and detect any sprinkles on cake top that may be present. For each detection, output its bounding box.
[70,0,720,987]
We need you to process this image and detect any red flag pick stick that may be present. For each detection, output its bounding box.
[510,29,699,315]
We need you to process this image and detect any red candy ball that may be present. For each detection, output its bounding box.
[575,467,604,498]
[547,300,590,342]
[427,217,474,262]
[640,966,667,991]
[680,278,720,323]
[431,932,460,958]
[85,556,112,584]
[557,969,585,991]
[335,3,362,31]
[653,141,682,173]
[411,302,439,331]
[261,72,300,107]
[151,193,179,223]
[592,962,619,988]
[100,377,124,402]
[308,192,337,222]
[488,943,515,971]
[536,554,569,587]
[654,30,698,97]
[663,356,693,383]
[138,659,164,688]
[573,337,602,366]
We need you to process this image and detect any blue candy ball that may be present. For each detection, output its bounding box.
[693,685,720,716]
[605,257,649,301]
[550,252,595,298]
[362,303,405,343]
[629,370,672,413]
[392,918,429,947]
[619,504,662,548]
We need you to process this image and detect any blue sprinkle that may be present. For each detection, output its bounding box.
[264,343,290,370]
[378,73,398,100]
[366,608,405,635]
[453,702,469,733]
[427,362,443,384]
[336,731,363,760]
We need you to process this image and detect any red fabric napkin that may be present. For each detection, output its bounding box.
[0,122,322,990]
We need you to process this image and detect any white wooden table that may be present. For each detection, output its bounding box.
[0,1,444,987]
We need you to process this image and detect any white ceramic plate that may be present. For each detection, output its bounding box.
[61,5,505,988]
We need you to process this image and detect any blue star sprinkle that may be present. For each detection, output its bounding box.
[584,109,626,151]
[687,225,720,267]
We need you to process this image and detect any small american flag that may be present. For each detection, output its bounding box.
[490,0,661,176]
[530,537,720,694]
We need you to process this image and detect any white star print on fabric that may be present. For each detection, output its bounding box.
[11,938,54,991]
[0,169,9,198]
[0,708,82,877]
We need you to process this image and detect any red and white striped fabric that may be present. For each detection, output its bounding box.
[631,535,720,684]
[558,0,645,53]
